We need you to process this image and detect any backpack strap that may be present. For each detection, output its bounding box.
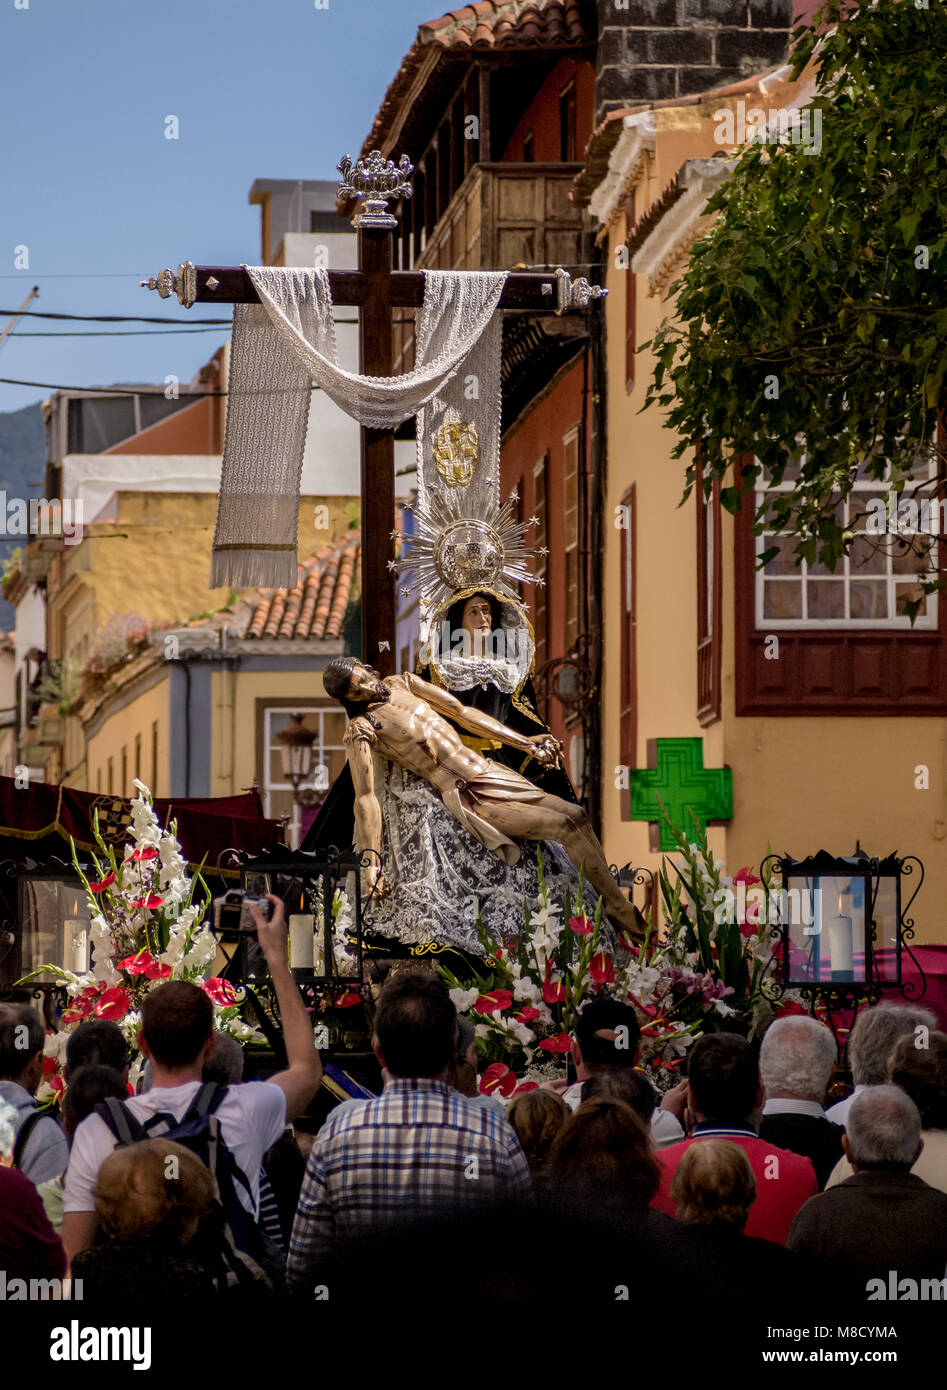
[12,1109,46,1169]
[96,1097,151,1147]
[186,1082,256,1209]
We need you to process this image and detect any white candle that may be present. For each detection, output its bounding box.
[288,914,314,969]
[828,914,853,976]
[65,920,89,974]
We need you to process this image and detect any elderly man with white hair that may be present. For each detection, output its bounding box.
[758,1015,844,1189]
[825,1003,938,1126]
[787,1086,947,1291]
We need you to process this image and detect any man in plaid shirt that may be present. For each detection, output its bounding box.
[287,973,531,1292]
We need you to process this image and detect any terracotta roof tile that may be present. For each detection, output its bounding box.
[357,2,593,162]
[187,532,361,642]
[573,63,792,209]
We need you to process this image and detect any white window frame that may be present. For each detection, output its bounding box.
[755,455,939,631]
[262,704,346,818]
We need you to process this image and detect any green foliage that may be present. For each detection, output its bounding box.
[643,0,947,613]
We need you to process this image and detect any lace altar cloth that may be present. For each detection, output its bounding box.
[359,763,603,957]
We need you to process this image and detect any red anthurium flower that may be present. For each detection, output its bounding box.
[145,960,171,980]
[542,974,566,1005]
[48,1074,65,1099]
[201,978,239,1007]
[89,872,115,895]
[129,893,164,910]
[127,848,159,862]
[569,915,594,936]
[42,1053,59,1074]
[539,1033,573,1053]
[512,1082,539,1096]
[118,950,156,976]
[334,990,363,1009]
[95,987,131,1022]
[733,867,761,886]
[480,1062,517,1097]
[475,989,513,1015]
[515,1006,540,1022]
[589,952,615,985]
[776,1000,806,1018]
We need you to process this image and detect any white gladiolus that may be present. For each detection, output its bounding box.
[449,987,479,1013]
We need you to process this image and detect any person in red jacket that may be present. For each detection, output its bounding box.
[651,1033,816,1245]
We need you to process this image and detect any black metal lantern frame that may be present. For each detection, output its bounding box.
[214,845,383,1017]
[0,853,96,1025]
[759,847,927,1022]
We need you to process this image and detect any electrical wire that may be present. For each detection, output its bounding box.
[8,327,232,338]
[0,306,232,325]
[0,376,227,396]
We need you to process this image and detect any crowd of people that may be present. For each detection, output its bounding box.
[1,896,946,1308]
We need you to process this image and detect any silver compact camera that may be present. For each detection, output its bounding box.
[212,890,274,937]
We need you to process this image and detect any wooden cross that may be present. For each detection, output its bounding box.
[142,152,605,674]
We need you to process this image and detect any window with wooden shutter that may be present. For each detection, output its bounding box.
[697,465,722,725]
[564,427,580,652]
[619,485,636,819]
[625,260,637,393]
[533,456,549,674]
[736,452,947,713]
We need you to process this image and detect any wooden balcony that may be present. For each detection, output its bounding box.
[394,162,586,376]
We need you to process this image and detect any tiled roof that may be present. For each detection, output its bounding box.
[572,63,790,209]
[184,532,360,642]
[358,1,593,161]
[423,1,589,51]
[246,533,360,640]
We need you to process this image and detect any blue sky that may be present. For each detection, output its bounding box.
[0,0,439,414]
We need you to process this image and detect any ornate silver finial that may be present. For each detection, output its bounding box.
[554,266,608,315]
[337,151,413,229]
[140,261,197,308]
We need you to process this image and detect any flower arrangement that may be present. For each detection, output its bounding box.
[437,813,803,1098]
[19,780,261,1101]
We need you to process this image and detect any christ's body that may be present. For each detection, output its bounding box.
[323,657,643,943]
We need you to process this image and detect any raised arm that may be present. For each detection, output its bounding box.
[347,733,389,897]
[404,673,560,766]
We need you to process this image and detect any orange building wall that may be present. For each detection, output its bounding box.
[501,58,595,163]
[106,394,222,456]
[500,356,586,750]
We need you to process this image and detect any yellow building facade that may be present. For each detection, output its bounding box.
[581,75,947,944]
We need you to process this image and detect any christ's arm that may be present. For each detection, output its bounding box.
[404,674,560,766]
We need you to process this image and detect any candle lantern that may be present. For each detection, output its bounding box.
[760,847,926,1006]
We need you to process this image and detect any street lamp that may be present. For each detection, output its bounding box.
[276,714,317,848]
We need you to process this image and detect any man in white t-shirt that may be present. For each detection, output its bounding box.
[62,898,322,1259]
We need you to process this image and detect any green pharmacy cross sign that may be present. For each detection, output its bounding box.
[630,738,733,851]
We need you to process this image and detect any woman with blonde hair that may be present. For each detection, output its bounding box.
[506,1089,569,1187]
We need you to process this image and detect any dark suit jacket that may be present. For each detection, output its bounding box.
[759,1111,845,1190]
[787,1171,947,1291]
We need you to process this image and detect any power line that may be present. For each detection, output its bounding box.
[0,273,154,280]
[0,376,227,396]
[1,306,232,325]
[8,327,232,338]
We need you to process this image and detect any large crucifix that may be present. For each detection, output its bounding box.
[142,151,605,674]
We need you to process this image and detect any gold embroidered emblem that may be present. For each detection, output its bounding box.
[433,421,479,488]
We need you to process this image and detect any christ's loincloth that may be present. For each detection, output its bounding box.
[442,766,546,866]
